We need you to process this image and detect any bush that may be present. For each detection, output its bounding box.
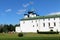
[18,33,23,37]
[37,30,40,34]
[37,31,59,34]
[37,30,59,34]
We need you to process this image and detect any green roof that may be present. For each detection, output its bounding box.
[21,15,60,21]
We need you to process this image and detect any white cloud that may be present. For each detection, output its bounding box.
[5,9,12,12]
[23,3,29,8]
[29,1,33,4]
[23,1,33,8]
[48,12,60,15]
[17,9,26,14]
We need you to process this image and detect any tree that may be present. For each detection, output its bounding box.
[0,24,20,33]
[3,24,9,33]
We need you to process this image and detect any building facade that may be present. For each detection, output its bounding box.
[16,11,60,33]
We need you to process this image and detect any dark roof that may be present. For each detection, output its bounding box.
[24,14,28,16]
[28,11,34,14]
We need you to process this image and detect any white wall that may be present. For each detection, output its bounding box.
[19,17,60,33]
[15,27,21,33]
[20,20,37,33]
[29,14,37,17]
[38,17,60,32]
[24,15,28,18]
[39,19,50,32]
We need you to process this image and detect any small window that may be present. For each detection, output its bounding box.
[43,23,45,27]
[48,18,50,20]
[54,22,56,26]
[37,24,38,27]
[48,22,50,27]
[33,25,34,27]
[32,21,33,23]
[54,18,55,20]
[43,18,45,21]
[23,21,25,24]
[36,20,37,22]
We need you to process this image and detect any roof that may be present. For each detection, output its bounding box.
[21,15,60,21]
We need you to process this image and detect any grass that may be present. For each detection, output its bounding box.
[0,33,60,40]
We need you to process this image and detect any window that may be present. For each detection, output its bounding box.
[48,18,50,20]
[48,22,50,27]
[33,25,34,27]
[43,18,45,21]
[32,21,33,23]
[36,20,37,22]
[23,21,25,24]
[37,24,38,27]
[54,18,55,20]
[43,23,45,27]
[54,22,56,26]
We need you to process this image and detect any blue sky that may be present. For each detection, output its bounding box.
[0,0,60,24]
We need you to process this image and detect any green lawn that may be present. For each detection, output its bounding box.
[0,33,60,40]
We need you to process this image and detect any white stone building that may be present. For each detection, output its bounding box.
[16,11,60,33]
